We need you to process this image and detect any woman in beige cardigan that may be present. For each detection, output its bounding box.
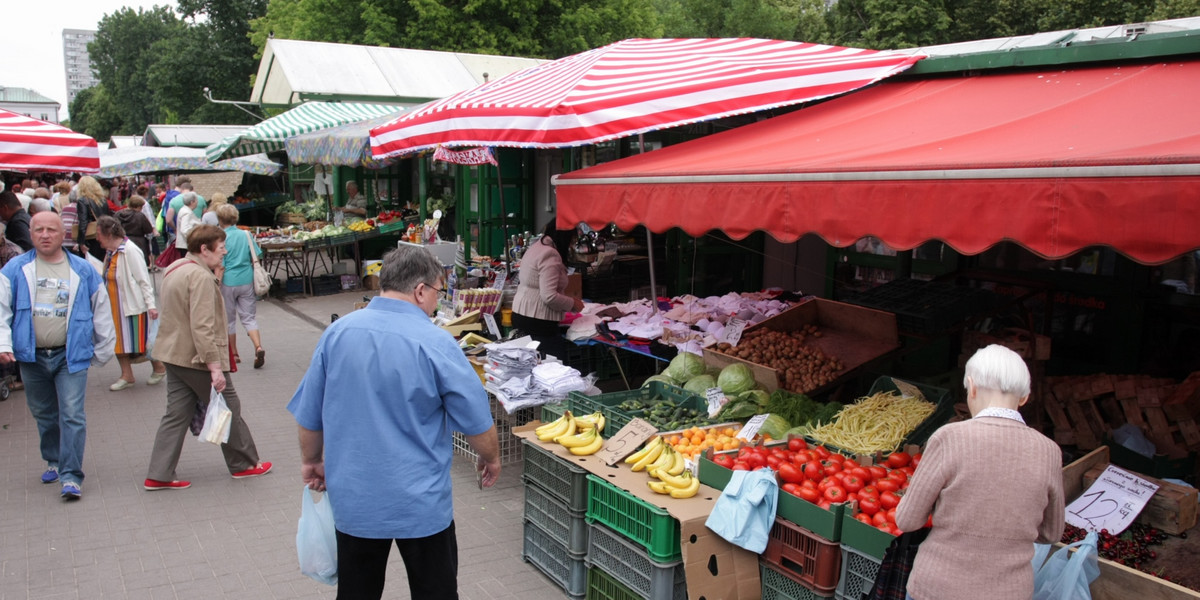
[511,223,583,359]
[174,192,202,251]
[94,217,167,391]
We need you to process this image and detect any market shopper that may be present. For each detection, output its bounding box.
[216,205,265,368]
[145,224,271,490]
[74,176,111,261]
[894,344,1065,600]
[287,244,500,600]
[113,196,155,266]
[0,211,116,500]
[0,191,34,251]
[174,192,202,254]
[512,222,583,360]
[94,217,167,391]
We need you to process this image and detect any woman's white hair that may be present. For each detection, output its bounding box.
[963,344,1031,399]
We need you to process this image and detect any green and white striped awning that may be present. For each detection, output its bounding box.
[205,101,404,162]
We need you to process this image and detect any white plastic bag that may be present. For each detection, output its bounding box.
[297,487,338,586]
[1032,531,1100,600]
[198,387,232,445]
[145,316,160,355]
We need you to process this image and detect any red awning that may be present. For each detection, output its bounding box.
[554,60,1200,265]
[0,109,99,173]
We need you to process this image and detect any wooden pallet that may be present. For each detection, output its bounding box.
[1040,373,1200,457]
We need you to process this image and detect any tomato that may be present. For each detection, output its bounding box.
[887,508,898,523]
[875,478,900,493]
[842,475,864,493]
[858,496,881,515]
[823,485,847,502]
[713,454,734,469]
[849,467,873,482]
[767,455,782,471]
[868,465,889,480]
[875,521,893,533]
[800,479,817,490]
[770,448,788,460]
[801,460,825,482]
[782,483,802,496]
[778,463,805,485]
[817,499,833,511]
[825,453,845,464]
[745,452,767,470]
[731,462,750,471]
[821,461,843,476]
[788,438,808,452]
[817,478,835,492]
[798,487,821,503]
[872,512,890,527]
[855,513,874,525]
[880,491,901,510]
[845,492,858,503]
[886,451,912,469]
[813,445,831,460]
[901,466,916,478]
[859,485,879,499]
[911,453,922,469]
[887,469,908,483]
[738,447,755,460]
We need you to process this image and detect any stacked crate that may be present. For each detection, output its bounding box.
[521,440,589,599]
[583,474,687,600]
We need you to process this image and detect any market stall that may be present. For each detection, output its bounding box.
[0,108,99,173]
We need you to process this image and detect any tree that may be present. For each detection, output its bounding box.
[89,6,185,133]
[67,85,123,142]
[653,0,830,43]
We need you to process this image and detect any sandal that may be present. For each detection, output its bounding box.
[254,348,266,369]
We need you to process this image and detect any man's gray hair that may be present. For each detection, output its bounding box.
[379,245,445,294]
[29,197,53,215]
[963,344,1031,399]
[181,192,198,207]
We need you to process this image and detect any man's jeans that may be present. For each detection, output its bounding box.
[20,347,89,486]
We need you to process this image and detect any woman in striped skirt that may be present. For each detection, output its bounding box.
[94,216,167,391]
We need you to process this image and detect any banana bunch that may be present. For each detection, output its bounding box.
[573,411,606,433]
[627,436,665,472]
[536,411,577,442]
[647,470,700,499]
[627,437,699,498]
[556,426,603,456]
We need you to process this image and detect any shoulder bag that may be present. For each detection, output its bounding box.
[245,229,271,297]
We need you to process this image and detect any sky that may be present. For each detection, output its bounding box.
[2,0,178,120]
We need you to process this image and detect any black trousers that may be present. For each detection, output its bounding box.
[335,521,459,600]
[511,312,570,360]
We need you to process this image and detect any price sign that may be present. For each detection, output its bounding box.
[737,413,770,441]
[483,312,501,339]
[492,270,507,290]
[722,318,748,346]
[892,378,926,401]
[705,387,727,418]
[1065,465,1160,534]
[595,418,659,466]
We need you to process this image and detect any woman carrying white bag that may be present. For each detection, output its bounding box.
[143,224,271,491]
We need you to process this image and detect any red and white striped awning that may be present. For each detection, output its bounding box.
[370,38,923,160]
[0,109,99,173]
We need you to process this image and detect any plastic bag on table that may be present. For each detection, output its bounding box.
[198,387,232,445]
[297,487,338,586]
[1032,531,1100,600]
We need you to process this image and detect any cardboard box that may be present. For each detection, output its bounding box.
[514,423,761,600]
[703,298,900,394]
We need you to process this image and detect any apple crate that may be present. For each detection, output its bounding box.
[585,522,686,600]
[522,477,588,555]
[523,520,587,599]
[761,518,842,595]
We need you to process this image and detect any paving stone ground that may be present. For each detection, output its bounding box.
[0,288,564,600]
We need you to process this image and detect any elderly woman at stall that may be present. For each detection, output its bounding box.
[94,216,167,391]
[512,222,583,360]
[894,344,1065,600]
[202,192,228,227]
[174,192,202,254]
[216,204,266,368]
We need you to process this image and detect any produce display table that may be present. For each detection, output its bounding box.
[260,242,306,290]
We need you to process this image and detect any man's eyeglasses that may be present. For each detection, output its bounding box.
[427,284,448,300]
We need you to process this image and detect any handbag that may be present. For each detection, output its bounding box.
[868,526,930,600]
[297,487,338,585]
[155,244,180,268]
[246,229,271,297]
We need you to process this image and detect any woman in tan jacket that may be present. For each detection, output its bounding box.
[144,224,271,491]
[511,223,583,359]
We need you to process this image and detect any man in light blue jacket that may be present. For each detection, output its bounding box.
[0,212,115,500]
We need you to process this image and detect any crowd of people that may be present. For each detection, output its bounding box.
[0,173,272,501]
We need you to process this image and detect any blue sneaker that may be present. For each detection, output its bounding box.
[41,466,59,484]
[61,482,81,500]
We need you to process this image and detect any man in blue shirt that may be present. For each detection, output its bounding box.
[288,244,499,599]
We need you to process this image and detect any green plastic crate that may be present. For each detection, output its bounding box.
[868,376,953,448]
[585,474,681,562]
[586,567,641,600]
[541,402,569,424]
[570,381,701,438]
[838,510,895,560]
[761,560,834,600]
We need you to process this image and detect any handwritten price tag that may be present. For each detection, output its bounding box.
[1065,464,1160,534]
[596,417,659,466]
[492,270,508,290]
[737,413,770,441]
[722,318,748,346]
[705,387,727,418]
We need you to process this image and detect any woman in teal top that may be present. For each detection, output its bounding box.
[217,205,266,368]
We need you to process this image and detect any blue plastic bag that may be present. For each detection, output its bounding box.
[297,487,338,586]
[705,467,778,553]
[1032,531,1099,600]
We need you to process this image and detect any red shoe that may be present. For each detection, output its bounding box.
[232,462,273,479]
[144,478,191,491]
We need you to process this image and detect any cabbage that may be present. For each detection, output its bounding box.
[718,363,756,395]
[737,389,770,408]
[664,352,706,384]
[683,374,717,396]
[642,374,676,388]
[758,414,791,440]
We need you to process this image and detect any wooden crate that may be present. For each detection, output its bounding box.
[1041,373,1200,458]
[1063,447,1200,600]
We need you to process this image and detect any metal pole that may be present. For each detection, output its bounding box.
[639,134,658,315]
[495,154,511,274]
